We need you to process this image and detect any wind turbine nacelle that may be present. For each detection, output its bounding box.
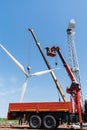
[68,19,76,30]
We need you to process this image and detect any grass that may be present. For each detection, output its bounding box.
[0,118,18,125]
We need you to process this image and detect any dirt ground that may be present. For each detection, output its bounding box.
[0,123,87,130]
[0,123,82,130]
[0,124,28,130]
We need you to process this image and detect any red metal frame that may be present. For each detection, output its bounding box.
[7,101,72,120]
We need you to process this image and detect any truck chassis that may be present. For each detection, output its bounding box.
[7,101,73,129]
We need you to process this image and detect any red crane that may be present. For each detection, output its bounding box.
[46,46,82,128]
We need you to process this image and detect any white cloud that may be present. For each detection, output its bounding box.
[0,88,20,96]
[0,76,6,87]
[9,76,18,84]
[0,75,21,96]
[0,75,19,85]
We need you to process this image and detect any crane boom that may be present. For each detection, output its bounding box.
[28,28,66,102]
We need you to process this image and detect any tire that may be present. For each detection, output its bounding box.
[43,115,57,129]
[29,115,42,129]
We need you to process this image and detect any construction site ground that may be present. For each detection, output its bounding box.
[0,123,87,130]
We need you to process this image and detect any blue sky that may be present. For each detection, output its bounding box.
[0,0,87,117]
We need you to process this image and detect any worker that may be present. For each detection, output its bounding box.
[19,115,23,125]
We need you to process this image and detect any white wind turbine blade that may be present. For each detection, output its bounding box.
[19,79,28,102]
[19,68,59,102]
[30,68,59,77]
[0,44,27,76]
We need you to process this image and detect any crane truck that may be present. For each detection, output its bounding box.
[7,29,86,129]
[7,29,73,129]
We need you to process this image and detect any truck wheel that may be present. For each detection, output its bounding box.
[43,115,56,129]
[29,115,42,129]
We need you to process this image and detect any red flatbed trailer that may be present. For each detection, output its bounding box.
[7,101,72,128]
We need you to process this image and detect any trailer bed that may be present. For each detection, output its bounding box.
[7,101,72,120]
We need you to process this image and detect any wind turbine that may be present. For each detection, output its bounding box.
[0,44,59,102]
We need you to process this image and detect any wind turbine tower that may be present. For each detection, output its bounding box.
[66,19,81,85]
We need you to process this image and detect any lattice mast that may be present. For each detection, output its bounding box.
[66,19,81,85]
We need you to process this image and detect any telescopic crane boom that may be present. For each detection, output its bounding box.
[46,46,82,128]
[28,28,66,102]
